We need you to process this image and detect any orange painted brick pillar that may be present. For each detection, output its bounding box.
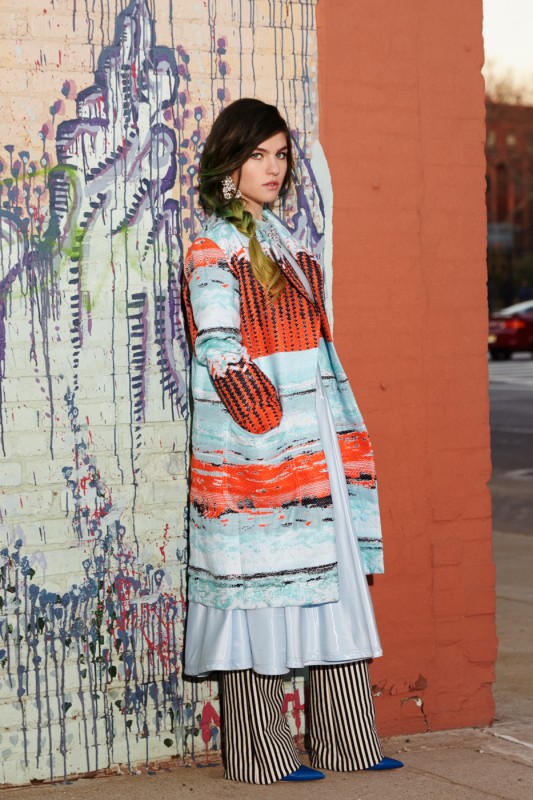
[317,0,496,734]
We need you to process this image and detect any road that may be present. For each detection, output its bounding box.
[489,354,533,536]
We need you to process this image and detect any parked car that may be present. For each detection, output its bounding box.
[488,300,533,360]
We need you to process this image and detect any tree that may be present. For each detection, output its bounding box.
[484,60,533,104]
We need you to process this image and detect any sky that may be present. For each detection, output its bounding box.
[483,0,533,81]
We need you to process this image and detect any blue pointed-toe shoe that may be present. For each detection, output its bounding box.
[281,765,326,781]
[365,756,404,771]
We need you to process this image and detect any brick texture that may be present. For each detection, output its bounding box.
[317,0,495,735]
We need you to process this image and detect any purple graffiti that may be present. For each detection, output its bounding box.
[0,0,325,785]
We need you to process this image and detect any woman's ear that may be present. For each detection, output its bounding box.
[231,166,242,189]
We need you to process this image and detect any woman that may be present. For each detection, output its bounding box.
[182,98,403,783]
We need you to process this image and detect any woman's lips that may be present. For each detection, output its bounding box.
[264,182,280,189]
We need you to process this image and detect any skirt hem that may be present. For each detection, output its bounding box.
[184,647,383,678]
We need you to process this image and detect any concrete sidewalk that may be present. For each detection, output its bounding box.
[3,530,532,800]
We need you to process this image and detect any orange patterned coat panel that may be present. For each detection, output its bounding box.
[181,211,383,610]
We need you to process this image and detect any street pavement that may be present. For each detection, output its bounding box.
[489,354,533,388]
[490,354,533,536]
[3,358,533,799]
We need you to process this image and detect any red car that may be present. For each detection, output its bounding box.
[488,300,533,360]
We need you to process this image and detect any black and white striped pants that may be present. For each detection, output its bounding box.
[220,660,383,784]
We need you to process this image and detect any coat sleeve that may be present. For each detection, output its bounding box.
[184,236,283,435]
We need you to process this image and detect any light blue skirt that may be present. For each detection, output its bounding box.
[184,364,383,676]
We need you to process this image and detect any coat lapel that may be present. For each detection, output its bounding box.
[280,253,316,304]
[216,211,322,308]
[256,213,317,305]
[262,214,333,342]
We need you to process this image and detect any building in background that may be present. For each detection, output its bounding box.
[486,100,533,308]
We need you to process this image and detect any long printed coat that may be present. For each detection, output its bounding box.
[182,210,384,610]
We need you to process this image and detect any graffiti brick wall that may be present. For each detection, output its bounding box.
[0,0,328,785]
[318,0,496,734]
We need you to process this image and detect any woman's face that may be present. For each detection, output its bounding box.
[232,131,289,219]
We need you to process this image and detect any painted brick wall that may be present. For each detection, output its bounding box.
[317,0,496,734]
[0,0,327,785]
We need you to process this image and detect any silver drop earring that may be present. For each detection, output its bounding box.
[222,175,242,200]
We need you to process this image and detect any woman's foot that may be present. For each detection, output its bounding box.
[281,765,326,781]
[365,756,404,770]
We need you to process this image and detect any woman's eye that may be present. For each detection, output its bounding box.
[277,152,287,159]
[251,152,262,160]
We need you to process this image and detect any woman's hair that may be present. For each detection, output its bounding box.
[198,98,293,302]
